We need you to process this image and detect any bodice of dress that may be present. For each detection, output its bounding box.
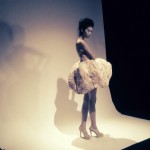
[76,44,93,60]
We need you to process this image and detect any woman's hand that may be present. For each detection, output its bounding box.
[80,54,89,62]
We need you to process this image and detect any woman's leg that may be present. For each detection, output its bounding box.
[79,93,90,139]
[88,88,97,129]
[88,88,103,137]
[80,93,89,129]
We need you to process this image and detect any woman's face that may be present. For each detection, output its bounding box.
[83,26,93,38]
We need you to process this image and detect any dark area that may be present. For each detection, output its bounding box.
[102,0,150,120]
[122,138,150,150]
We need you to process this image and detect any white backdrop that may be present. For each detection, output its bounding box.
[0,0,130,150]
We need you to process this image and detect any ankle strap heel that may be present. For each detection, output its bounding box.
[89,126,103,138]
[79,126,90,140]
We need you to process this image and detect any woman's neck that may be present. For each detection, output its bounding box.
[79,36,86,41]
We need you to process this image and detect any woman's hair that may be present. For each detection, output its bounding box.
[78,18,94,36]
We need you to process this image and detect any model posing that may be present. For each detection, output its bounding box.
[76,18,103,140]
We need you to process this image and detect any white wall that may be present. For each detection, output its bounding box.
[0,0,118,149]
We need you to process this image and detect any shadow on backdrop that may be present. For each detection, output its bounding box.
[54,78,81,135]
[0,20,48,128]
[72,134,136,150]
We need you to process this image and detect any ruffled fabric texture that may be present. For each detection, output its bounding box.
[68,58,112,94]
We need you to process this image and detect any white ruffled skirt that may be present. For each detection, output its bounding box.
[68,58,112,94]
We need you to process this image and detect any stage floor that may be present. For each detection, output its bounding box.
[0,114,149,150]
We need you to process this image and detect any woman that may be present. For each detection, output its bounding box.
[76,18,103,140]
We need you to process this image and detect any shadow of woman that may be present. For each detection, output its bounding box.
[54,78,81,135]
[72,134,136,150]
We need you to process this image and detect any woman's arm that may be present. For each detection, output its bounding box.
[76,41,96,60]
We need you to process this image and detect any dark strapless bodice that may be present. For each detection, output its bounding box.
[76,44,93,60]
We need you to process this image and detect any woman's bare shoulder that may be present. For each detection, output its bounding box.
[76,38,86,46]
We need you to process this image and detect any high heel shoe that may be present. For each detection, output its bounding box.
[89,126,103,138]
[79,126,90,140]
